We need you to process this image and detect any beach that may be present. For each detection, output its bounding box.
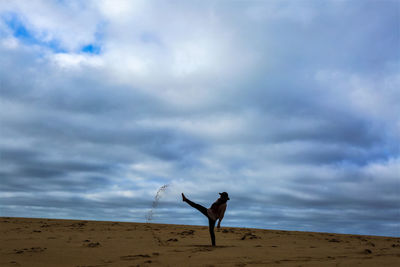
[0,217,399,266]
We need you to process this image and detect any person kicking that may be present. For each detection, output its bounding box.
[182,192,230,246]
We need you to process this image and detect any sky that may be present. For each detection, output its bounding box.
[0,0,399,237]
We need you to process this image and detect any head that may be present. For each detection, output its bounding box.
[219,192,230,201]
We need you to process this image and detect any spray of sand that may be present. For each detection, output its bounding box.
[146,184,170,246]
[146,184,170,223]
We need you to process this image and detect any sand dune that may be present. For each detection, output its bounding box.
[0,217,399,266]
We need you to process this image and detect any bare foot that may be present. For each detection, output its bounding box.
[182,193,187,202]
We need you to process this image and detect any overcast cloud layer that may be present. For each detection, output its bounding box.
[0,0,399,237]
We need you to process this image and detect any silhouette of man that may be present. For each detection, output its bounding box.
[182,192,230,246]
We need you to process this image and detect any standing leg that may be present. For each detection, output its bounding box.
[182,193,216,246]
[208,218,216,246]
[182,193,208,217]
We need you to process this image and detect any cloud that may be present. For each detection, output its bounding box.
[0,0,101,51]
[0,0,399,236]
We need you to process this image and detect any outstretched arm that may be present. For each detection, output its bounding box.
[217,205,227,228]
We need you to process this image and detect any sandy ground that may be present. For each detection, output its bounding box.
[0,217,399,267]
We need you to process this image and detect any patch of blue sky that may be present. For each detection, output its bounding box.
[80,21,106,55]
[1,12,65,53]
[81,43,101,54]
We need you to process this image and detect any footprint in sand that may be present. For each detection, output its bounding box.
[14,247,47,254]
[191,246,214,252]
[120,254,151,261]
[240,232,260,240]
[179,230,195,236]
[84,242,101,248]
[364,249,373,254]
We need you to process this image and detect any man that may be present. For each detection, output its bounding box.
[182,192,230,246]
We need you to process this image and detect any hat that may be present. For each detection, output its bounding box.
[219,192,230,200]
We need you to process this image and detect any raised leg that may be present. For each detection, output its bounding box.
[182,193,208,217]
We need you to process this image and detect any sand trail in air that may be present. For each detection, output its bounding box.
[146,184,170,223]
